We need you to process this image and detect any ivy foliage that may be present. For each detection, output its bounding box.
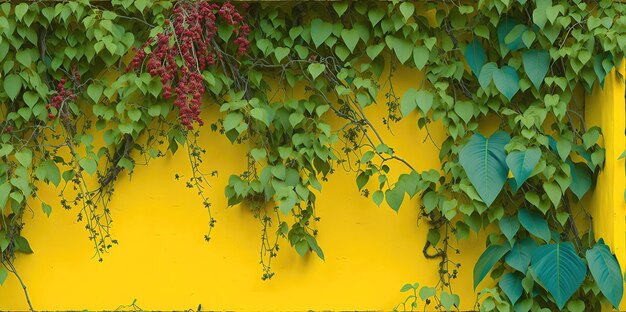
[0,0,624,311]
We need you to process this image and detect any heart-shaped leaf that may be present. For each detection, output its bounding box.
[506,148,541,190]
[518,208,551,243]
[4,74,22,101]
[459,131,511,206]
[505,237,537,273]
[465,38,486,77]
[311,19,332,47]
[499,272,523,304]
[522,49,550,90]
[493,66,520,101]
[532,242,586,310]
[307,63,326,80]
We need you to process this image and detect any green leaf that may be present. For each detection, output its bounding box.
[390,37,412,64]
[399,2,414,20]
[506,148,541,190]
[79,158,97,175]
[42,202,52,217]
[505,237,538,273]
[4,74,22,101]
[518,208,551,243]
[493,66,520,101]
[586,239,623,308]
[400,283,414,292]
[15,236,33,253]
[412,46,429,70]
[15,148,32,167]
[567,300,585,312]
[454,101,474,123]
[250,108,272,127]
[532,242,586,309]
[543,181,562,207]
[0,266,7,285]
[23,91,38,108]
[372,190,384,207]
[311,19,333,47]
[0,182,11,209]
[499,216,520,245]
[15,3,28,21]
[439,291,460,311]
[522,49,550,90]
[307,63,326,80]
[474,244,511,289]
[465,38,486,77]
[385,184,405,212]
[568,161,591,200]
[459,131,511,207]
[400,88,418,117]
[341,28,359,53]
[497,19,524,53]
[478,62,498,90]
[499,272,523,304]
[87,83,104,103]
[274,47,290,62]
[368,7,384,26]
[419,286,436,300]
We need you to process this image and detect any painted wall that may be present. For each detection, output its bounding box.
[0,64,623,311]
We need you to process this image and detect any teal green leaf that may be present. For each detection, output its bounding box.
[497,19,524,53]
[518,208,551,243]
[474,244,511,289]
[493,66,520,101]
[522,49,550,90]
[586,239,623,308]
[499,272,523,304]
[505,237,538,273]
[506,148,541,190]
[568,161,591,200]
[465,38,486,77]
[459,131,511,207]
[531,242,586,309]
[499,215,520,245]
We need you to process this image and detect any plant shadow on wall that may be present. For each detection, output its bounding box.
[0,0,625,311]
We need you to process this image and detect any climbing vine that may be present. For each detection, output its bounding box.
[0,0,626,311]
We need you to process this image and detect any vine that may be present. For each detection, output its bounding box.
[0,1,625,311]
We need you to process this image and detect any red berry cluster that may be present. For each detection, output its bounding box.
[128,1,251,130]
[47,78,77,120]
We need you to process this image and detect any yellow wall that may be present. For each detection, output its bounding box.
[0,66,488,311]
[585,63,626,310]
[0,64,623,311]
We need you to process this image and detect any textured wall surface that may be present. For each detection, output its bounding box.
[0,64,623,311]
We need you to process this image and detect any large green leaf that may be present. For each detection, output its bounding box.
[460,131,511,207]
[497,19,524,54]
[474,244,511,289]
[531,242,587,310]
[499,272,523,304]
[506,148,541,191]
[505,237,538,273]
[586,239,623,308]
[465,38,486,77]
[493,66,520,101]
[522,49,550,90]
[518,208,551,243]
